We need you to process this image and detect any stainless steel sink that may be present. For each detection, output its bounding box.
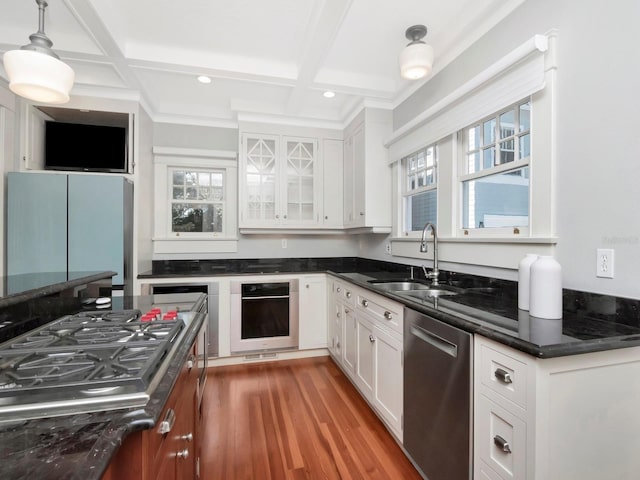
[401,288,460,300]
[367,280,431,292]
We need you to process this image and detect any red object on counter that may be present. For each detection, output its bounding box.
[140,313,155,322]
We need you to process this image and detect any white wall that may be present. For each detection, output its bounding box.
[380,0,640,298]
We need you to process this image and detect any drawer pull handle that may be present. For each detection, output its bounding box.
[495,368,513,384]
[362,300,369,307]
[158,408,176,435]
[383,311,392,320]
[346,292,352,298]
[369,334,375,343]
[176,448,190,459]
[494,435,512,453]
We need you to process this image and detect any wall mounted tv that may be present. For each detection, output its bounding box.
[45,121,128,173]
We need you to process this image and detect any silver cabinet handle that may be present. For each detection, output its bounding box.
[494,435,512,453]
[337,287,341,293]
[346,291,352,298]
[345,308,350,314]
[181,432,193,442]
[369,334,375,343]
[362,299,369,308]
[176,448,190,459]
[158,408,176,434]
[495,368,513,384]
[187,354,195,370]
[383,311,392,320]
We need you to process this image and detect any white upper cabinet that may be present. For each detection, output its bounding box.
[240,133,319,228]
[239,126,343,231]
[343,108,393,232]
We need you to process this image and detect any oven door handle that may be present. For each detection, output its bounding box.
[241,295,290,300]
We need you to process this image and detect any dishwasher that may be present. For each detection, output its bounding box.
[403,307,473,480]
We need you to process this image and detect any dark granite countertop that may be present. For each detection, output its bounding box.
[0,271,115,309]
[139,257,640,359]
[0,294,206,480]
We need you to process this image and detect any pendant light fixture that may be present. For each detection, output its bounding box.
[399,25,434,80]
[3,0,74,104]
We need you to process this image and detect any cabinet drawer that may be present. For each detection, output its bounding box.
[334,282,356,306]
[356,292,402,335]
[479,343,528,410]
[476,393,526,480]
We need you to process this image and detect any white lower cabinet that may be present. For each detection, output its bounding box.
[474,335,640,480]
[327,276,403,442]
[298,275,327,349]
[342,304,357,376]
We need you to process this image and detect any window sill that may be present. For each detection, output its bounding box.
[390,236,557,270]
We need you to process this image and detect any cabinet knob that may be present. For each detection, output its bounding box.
[383,311,392,320]
[345,308,350,314]
[181,432,193,442]
[187,354,195,370]
[369,334,375,343]
[325,216,328,220]
[493,435,512,454]
[337,287,341,293]
[494,368,513,384]
[359,212,365,216]
[176,448,190,459]
[275,214,279,219]
[346,292,352,298]
[284,214,287,219]
[306,284,309,288]
[361,299,368,308]
[337,312,341,318]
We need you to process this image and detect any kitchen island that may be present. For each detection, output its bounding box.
[0,293,207,480]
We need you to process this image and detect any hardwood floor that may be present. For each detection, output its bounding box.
[201,356,421,480]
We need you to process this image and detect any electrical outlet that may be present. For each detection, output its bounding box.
[596,248,614,278]
[281,238,287,249]
[385,243,391,254]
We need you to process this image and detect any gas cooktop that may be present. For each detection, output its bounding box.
[0,308,186,423]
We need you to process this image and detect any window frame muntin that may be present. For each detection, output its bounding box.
[402,143,439,235]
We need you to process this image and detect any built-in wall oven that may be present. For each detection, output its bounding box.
[230,279,299,353]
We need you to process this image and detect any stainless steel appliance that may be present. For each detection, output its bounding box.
[0,296,206,423]
[230,279,299,353]
[141,282,219,358]
[404,307,473,480]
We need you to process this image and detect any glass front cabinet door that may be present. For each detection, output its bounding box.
[240,133,318,228]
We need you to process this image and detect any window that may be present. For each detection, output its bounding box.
[461,100,531,230]
[170,169,225,234]
[153,148,238,254]
[402,144,437,232]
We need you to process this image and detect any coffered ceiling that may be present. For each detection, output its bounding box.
[0,0,524,127]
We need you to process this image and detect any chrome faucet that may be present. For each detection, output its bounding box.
[420,222,439,286]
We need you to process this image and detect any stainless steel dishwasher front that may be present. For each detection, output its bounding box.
[403,307,473,480]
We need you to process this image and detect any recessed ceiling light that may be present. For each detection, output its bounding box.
[323,91,335,98]
[197,75,212,84]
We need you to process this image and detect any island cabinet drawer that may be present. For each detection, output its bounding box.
[479,342,529,411]
[476,393,527,480]
[356,292,403,334]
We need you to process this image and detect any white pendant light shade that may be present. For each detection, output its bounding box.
[4,49,74,104]
[400,42,434,80]
[400,24,434,80]
[2,0,74,104]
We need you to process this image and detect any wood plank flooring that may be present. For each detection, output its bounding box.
[201,356,421,480]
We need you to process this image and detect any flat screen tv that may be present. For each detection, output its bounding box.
[45,121,128,173]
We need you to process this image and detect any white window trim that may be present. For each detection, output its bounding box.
[152,147,238,254]
[388,32,559,270]
[401,144,438,237]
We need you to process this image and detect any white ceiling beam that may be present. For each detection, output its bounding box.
[285,0,354,115]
